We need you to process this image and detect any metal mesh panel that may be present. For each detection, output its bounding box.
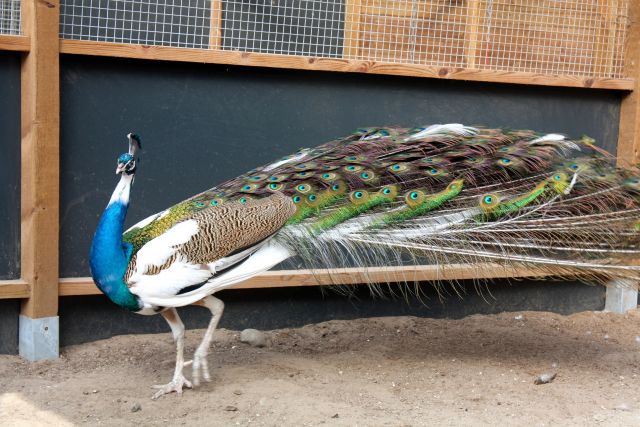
[344,0,629,77]
[220,0,344,57]
[59,0,630,78]
[0,0,21,35]
[60,0,211,48]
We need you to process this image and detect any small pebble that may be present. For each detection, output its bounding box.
[240,329,266,347]
[131,403,141,413]
[551,363,557,368]
[604,334,610,339]
[616,403,630,411]
[534,373,557,385]
[233,390,242,395]
[514,315,523,320]
[225,406,238,412]
[586,331,592,335]
[331,414,339,418]
[635,337,640,344]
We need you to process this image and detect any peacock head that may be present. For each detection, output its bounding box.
[116,153,136,175]
[116,133,142,175]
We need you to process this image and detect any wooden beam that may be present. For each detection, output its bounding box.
[0,35,30,52]
[464,0,481,69]
[343,0,363,59]
[209,0,222,50]
[20,0,60,318]
[0,280,30,299]
[617,0,640,165]
[58,40,635,90]
[57,264,544,296]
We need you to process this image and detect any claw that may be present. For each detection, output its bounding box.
[151,376,193,399]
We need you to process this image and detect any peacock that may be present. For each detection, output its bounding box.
[90,124,640,399]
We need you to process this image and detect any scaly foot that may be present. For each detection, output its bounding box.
[151,375,193,399]
[192,349,211,387]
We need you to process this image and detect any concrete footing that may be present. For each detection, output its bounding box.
[19,315,59,361]
[604,284,638,315]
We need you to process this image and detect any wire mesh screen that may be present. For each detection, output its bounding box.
[60,0,211,48]
[58,0,630,78]
[0,0,20,35]
[220,0,344,57]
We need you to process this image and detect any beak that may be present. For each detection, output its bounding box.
[116,164,125,174]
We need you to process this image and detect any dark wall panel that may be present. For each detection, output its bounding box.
[59,279,606,347]
[0,51,21,355]
[59,54,621,277]
[0,51,21,281]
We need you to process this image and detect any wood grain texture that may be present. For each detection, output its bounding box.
[464,0,481,69]
[21,0,60,318]
[343,0,363,59]
[209,0,222,50]
[618,0,640,166]
[58,40,635,90]
[58,264,543,296]
[0,35,30,52]
[0,280,30,299]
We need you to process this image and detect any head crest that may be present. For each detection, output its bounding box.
[127,133,142,156]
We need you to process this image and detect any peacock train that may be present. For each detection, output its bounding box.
[89,124,640,398]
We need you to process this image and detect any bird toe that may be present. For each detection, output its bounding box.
[150,376,193,399]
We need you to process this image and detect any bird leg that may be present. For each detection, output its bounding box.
[190,295,225,386]
[151,308,193,399]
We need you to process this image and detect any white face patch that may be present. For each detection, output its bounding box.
[108,174,134,206]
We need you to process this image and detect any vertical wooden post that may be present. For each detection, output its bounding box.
[605,0,620,77]
[610,0,640,314]
[209,0,222,50]
[343,0,363,59]
[464,0,481,68]
[617,0,640,165]
[20,0,60,320]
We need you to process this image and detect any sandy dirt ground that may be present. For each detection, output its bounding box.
[3,309,640,427]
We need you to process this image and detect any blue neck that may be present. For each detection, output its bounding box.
[89,174,141,312]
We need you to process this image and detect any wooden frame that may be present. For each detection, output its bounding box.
[617,0,640,163]
[18,0,60,318]
[0,34,30,51]
[2,0,638,306]
[0,264,543,299]
[59,40,634,90]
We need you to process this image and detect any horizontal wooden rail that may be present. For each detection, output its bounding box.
[0,280,30,299]
[0,34,30,52]
[59,40,635,91]
[53,264,541,296]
